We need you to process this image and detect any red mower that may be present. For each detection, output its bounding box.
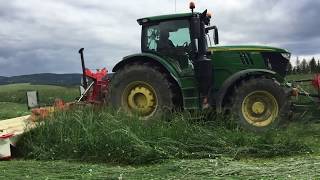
[77,48,110,104]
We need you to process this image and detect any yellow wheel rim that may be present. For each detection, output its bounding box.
[241,91,279,127]
[122,81,157,116]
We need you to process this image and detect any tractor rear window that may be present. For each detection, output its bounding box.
[142,20,191,53]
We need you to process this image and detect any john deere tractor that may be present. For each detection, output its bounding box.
[109,3,291,131]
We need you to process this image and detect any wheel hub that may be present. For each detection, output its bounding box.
[242,91,279,127]
[252,102,265,115]
[123,82,157,116]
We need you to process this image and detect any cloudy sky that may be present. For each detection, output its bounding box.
[0,0,319,76]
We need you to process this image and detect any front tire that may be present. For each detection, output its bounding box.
[109,63,174,119]
[231,77,290,132]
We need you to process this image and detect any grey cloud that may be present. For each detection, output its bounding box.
[213,0,320,47]
[0,0,319,76]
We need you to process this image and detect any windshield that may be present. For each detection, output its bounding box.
[142,20,191,53]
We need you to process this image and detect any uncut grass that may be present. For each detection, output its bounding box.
[0,83,78,105]
[0,102,29,120]
[16,107,311,165]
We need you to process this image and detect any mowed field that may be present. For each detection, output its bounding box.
[0,77,320,179]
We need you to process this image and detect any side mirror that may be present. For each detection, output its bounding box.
[213,27,219,45]
[26,91,39,109]
[205,26,219,45]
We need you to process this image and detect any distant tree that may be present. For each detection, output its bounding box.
[295,57,301,73]
[309,57,317,73]
[300,59,308,73]
[317,60,320,73]
[292,67,297,74]
[287,61,293,74]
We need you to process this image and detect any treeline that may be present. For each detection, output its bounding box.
[288,57,320,74]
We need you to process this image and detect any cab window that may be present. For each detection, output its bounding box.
[142,20,191,53]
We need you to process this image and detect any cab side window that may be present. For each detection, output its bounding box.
[146,28,159,51]
[143,20,191,54]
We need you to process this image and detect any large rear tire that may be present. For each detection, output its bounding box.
[109,63,174,119]
[231,77,290,132]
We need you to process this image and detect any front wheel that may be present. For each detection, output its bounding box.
[231,77,290,132]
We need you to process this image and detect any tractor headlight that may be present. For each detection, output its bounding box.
[281,53,291,60]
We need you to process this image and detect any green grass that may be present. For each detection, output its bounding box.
[286,73,314,81]
[0,83,79,105]
[0,102,30,120]
[0,84,79,120]
[15,108,316,165]
[1,156,319,179]
[0,83,78,120]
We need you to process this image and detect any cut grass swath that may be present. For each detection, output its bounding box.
[15,107,312,165]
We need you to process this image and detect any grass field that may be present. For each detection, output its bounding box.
[1,156,319,179]
[0,83,79,105]
[0,102,29,120]
[0,80,320,179]
[0,83,79,120]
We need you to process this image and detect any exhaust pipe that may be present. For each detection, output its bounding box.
[78,48,88,89]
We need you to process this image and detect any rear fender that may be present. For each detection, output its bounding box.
[113,53,180,82]
[112,53,183,106]
[215,69,281,113]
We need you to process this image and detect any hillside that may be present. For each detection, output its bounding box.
[0,76,7,81]
[0,73,81,86]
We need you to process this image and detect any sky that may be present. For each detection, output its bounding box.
[0,0,319,76]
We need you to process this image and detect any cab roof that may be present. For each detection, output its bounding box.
[137,13,195,25]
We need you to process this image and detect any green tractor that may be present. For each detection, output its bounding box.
[109,3,291,131]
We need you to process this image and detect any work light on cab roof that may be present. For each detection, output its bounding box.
[189,1,195,13]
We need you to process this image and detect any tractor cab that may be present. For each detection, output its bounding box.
[137,3,218,99]
[137,4,218,65]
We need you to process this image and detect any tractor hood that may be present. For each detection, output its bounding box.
[209,45,289,53]
[208,45,291,78]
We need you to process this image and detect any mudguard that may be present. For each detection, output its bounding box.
[215,69,281,113]
[112,53,182,87]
